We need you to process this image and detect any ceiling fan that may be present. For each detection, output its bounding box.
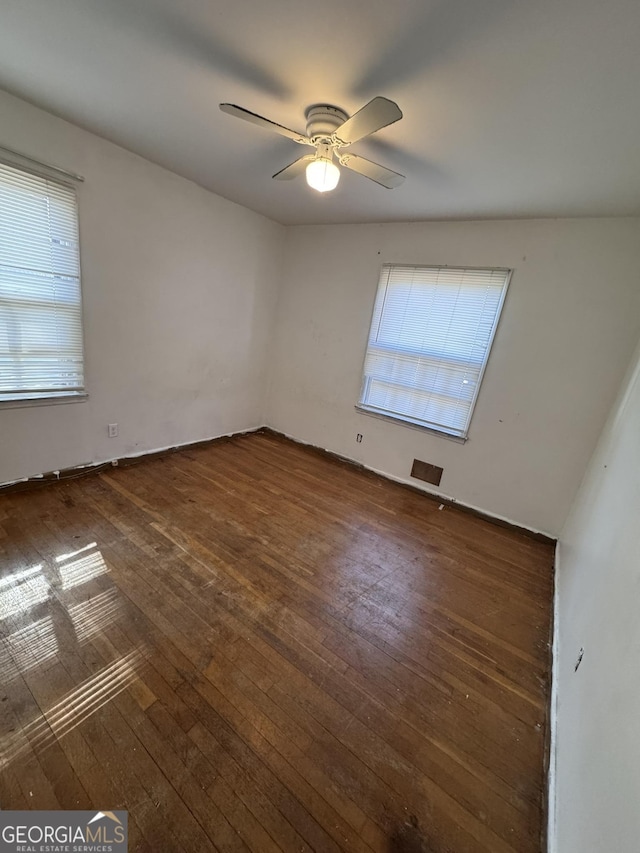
[219,97,405,193]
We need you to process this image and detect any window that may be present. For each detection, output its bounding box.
[0,161,85,403]
[358,264,510,439]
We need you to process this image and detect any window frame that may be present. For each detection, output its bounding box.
[356,263,512,441]
[0,158,87,409]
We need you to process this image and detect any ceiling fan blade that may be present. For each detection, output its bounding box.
[340,153,405,189]
[219,104,309,144]
[272,155,315,180]
[334,97,402,145]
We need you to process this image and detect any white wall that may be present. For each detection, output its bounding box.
[0,89,283,485]
[267,219,640,535]
[551,340,640,852]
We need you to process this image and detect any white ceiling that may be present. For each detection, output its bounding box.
[1,0,639,225]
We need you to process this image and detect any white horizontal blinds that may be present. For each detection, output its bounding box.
[360,265,509,437]
[0,162,84,399]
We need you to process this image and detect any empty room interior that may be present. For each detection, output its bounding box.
[0,1,639,851]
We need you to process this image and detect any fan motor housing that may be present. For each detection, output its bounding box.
[305,105,348,142]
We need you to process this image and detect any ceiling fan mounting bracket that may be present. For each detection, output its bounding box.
[304,104,349,145]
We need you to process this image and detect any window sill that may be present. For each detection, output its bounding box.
[355,405,467,444]
[0,392,88,410]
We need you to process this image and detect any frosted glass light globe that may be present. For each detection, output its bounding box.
[306,158,340,192]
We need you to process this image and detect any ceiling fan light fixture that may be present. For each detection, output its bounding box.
[220,98,405,191]
[305,157,340,193]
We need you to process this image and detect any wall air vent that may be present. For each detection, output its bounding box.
[411,459,443,487]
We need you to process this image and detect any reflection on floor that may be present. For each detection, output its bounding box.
[1,645,148,769]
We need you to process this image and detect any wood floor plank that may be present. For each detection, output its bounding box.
[0,431,553,852]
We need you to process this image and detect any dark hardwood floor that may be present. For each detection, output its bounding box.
[0,431,554,852]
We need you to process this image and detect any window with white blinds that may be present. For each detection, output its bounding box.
[0,161,85,403]
[358,264,510,439]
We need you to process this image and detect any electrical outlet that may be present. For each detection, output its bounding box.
[108,423,118,438]
[356,433,363,443]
